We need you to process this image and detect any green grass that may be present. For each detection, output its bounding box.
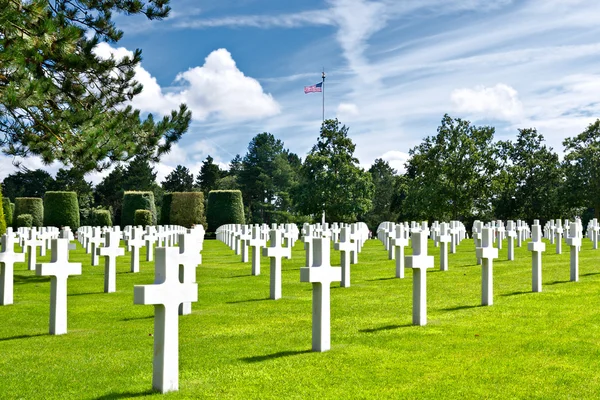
[1,236,599,399]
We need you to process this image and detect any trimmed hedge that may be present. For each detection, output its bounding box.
[16,214,33,228]
[170,192,206,228]
[207,190,245,232]
[134,209,153,227]
[14,197,43,228]
[2,197,12,228]
[92,210,112,227]
[44,191,80,229]
[121,191,156,227]
[161,193,173,225]
[0,191,5,235]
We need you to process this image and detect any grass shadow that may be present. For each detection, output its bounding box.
[13,275,49,285]
[582,272,600,277]
[546,280,571,286]
[241,349,311,363]
[366,277,397,281]
[68,292,105,296]
[359,324,412,333]
[225,274,252,279]
[0,333,47,342]
[441,304,482,311]
[121,315,153,322]
[93,390,156,399]
[500,291,530,297]
[226,298,270,304]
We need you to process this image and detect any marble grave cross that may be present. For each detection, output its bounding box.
[0,234,25,305]
[333,226,354,287]
[405,230,434,325]
[566,222,581,282]
[178,233,202,315]
[97,231,125,293]
[263,229,290,298]
[127,227,145,273]
[528,222,546,292]
[393,224,409,278]
[476,227,499,306]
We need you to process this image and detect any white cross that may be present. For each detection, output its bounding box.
[144,226,157,262]
[476,227,498,306]
[334,226,354,287]
[97,231,125,293]
[555,219,564,255]
[263,229,290,299]
[405,230,434,326]
[393,224,409,278]
[248,226,266,276]
[239,226,251,263]
[303,225,315,268]
[134,247,198,394]
[300,236,342,352]
[127,227,145,273]
[528,223,546,292]
[438,222,451,271]
[178,233,202,315]
[506,220,517,261]
[23,228,43,271]
[35,238,82,335]
[88,227,103,266]
[566,222,581,282]
[0,234,25,305]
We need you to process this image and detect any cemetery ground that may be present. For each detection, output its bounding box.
[1,237,599,399]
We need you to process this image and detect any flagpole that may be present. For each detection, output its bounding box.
[321,69,326,226]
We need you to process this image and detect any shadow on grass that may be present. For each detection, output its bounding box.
[0,333,46,342]
[225,274,252,279]
[547,280,571,286]
[500,291,530,297]
[68,292,105,296]
[93,390,156,399]
[582,272,600,277]
[366,277,397,281]
[226,298,270,304]
[359,324,412,333]
[13,275,49,285]
[441,304,482,311]
[241,349,311,363]
[122,315,153,322]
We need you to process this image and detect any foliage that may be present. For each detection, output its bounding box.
[170,192,206,228]
[121,191,155,227]
[563,119,600,219]
[13,197,43,227]
[53,168,94,225]
[196,155,223,195]
[15,213,32,228]
[160,193,173,225]
[363,159,398,231]
[215,175,240,190]
[0,189,5,234]
[94,165,125,226]
[296,119,373,222]
[43,191,80,229]
[2,196,12,227]
[1,169,54,199]
[207,190,245,232]
[162,165,194,192]
[404,114,497,221]
[92,209,112,227]
[134,209,153,228]
[0,0,191,172]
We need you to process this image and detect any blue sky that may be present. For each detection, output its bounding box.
[2,0,600,183]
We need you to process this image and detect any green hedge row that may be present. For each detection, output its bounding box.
[14,198,43,228]
[121,191,156,227]
[0,191,6,235]
[134,209,153,227]
[207,190,245,232]
[160,193,173,225]
[92,210,112,227]
[43,191,80,229]
[16,214,32,228]
[2,197,12,228]
[170,192,206,228]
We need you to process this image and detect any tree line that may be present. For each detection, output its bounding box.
[2,115,599,232]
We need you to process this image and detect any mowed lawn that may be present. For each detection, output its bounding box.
[1,235,600,399]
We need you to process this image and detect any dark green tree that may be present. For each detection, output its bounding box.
[563,119,600,218]
[162,165,193,192]
[404,114,497,221]
[0,0,191,172]
[94,165,125,225]
[195,155,222,195]
[363,159,398,231]
[53,167,94,224]
[2,169,55,199]
[296,119,374,222]
[123,156,157,191]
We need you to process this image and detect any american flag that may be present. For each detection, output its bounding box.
[304,82,323,94]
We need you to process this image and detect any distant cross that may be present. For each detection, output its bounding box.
[263,229,290,299]
[134,247,198,394]
[144,226,158,262]
[438,222,451,271]
[555,219,564,255]
[97,231,125,293]
[303,225,315,268]
[36,238,82,335]
[300,237,342,351]
[239,226,251,263]
[334,226,355,287]
[506,220,517,261]
[393,224,409,278]
[89,227,103,266]
[0,234,25,305]
[23,228,43,271]
[566,222,581,282]
[127,227,145,273]
[528,222,546,292]
[178,233,202,315]
[476,227,498,306]
[405,230,434,325]
[248,226,266,276]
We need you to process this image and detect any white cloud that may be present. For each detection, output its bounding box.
[336,103,359,119]
[451,83,523,122]
[380,151,409,174]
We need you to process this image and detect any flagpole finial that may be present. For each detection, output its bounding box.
[322,71,326,80]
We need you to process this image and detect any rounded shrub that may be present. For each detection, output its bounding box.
[121,191,156,227]
[43,191,80,229]
[92,210,112,227]
[207,190,245,232]
[16,214,33,228]
[0,191,6,235]
[134,209,153,227]
[14,198,43,227]
[170,192,206,228]
[2,197,12,228]
[161,193,173,225]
